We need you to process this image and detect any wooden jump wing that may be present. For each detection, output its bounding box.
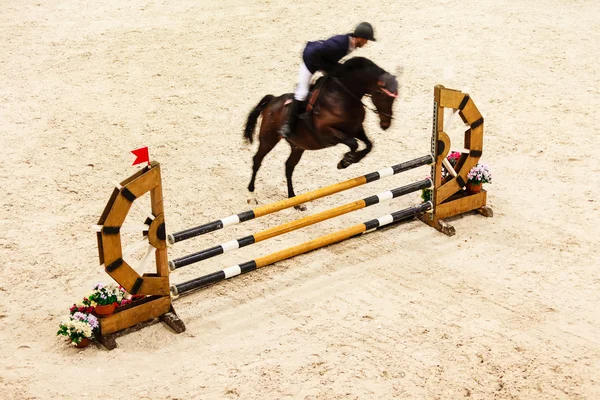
[420,85,492,235]
[95,161,184,349]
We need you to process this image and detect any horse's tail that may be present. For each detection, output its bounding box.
[244,94,274,144]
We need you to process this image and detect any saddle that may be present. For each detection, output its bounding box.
[305,76,326,115]
[285,76,327,135]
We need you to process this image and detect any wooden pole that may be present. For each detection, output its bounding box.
[171,202,432,296]
[169,180,432,269]
[167,155,433,244]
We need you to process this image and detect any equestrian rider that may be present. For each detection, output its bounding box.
[279,22,376,139]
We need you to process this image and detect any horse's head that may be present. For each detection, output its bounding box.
[332,58,400,130]
[371,72,399,130]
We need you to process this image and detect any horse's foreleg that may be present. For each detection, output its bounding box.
[285,146,306,210]
[248,128,280,192]
[330,129,359,169]
[351,127,373,163]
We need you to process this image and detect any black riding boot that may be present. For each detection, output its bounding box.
[280,98,300,139]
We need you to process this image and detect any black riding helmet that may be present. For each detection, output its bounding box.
[352,22,376,41]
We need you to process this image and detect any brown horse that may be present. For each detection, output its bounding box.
[244,57,399,208]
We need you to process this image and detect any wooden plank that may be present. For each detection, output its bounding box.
[138,276,170,295]
[436,179,462,204]
[434,86,445,135]
[431,89,445,209]
[155,248,170,279]
[149,164,170,278]
[457,156,479,184]
[100,234,122,265]
[125,165,161,198]
[120,162,157,187]
[149,162,164,216]
[99,296,171,334]
[459,98,482,125]
[104,257,170,296]
[453,152,469,174]
[100,227,139,295]
[97,231,105,265]
[434,191,487,220]
[103,195,133,227]
[438,87,467,109]
[97,188,120,225]
[104,258,140,290]
[465,125,484,151]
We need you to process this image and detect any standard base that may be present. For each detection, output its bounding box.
[160,310,186,334]
[419,189,492,236]
[97,296,186,350]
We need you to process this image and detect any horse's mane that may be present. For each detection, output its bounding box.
[330,57,398,93]
[331,57,383,77]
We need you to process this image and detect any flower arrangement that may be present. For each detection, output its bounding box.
[465,163,492,194]
[57,312,99,347]
[447,151,461,167]
[120,298,133,307]
[466,164,492,185]
[69,303,95,315]
[442,151,462,179]
[87,283,126,306]
[58,283,138,348]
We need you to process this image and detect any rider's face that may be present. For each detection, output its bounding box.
[355,38,368,48]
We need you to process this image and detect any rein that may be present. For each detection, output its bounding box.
[331,77,395,119]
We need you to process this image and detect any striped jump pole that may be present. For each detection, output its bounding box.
[169,179,433,270]
[167,155,434,244]
[170,201,432,296]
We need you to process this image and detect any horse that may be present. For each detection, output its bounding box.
[243,57,399,210]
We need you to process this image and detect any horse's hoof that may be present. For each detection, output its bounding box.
[294,204,307,211]
[344,152,359,163]
[248,184,255,192]
[337,160,350,169]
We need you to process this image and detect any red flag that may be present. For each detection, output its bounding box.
[131,146,150,166]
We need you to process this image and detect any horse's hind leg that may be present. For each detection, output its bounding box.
[248,129,280,192]
[285,146,306,210]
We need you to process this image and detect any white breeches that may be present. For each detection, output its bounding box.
[294,62,313,101]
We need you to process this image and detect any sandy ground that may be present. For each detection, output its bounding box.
[1,0,600,398]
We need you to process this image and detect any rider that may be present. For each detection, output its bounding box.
[279,22,376,139]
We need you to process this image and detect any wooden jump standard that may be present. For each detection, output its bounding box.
[92,85,491,349]
[169,179,433,270]
[420,85,492,233]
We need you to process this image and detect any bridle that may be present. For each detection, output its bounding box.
[332,77,397,119]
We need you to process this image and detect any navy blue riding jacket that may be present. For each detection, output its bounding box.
[302,34,351,74]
